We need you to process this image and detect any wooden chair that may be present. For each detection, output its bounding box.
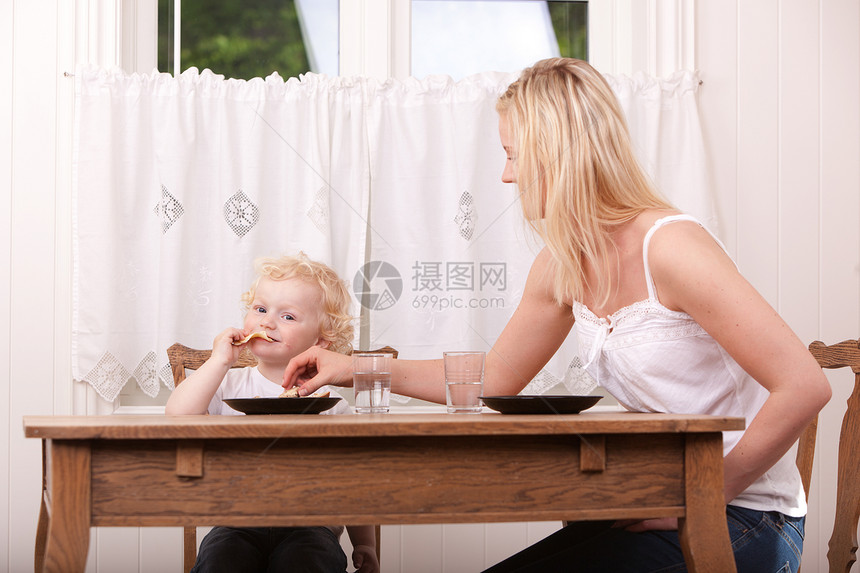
[167,343,398,573]
[796,339,860,573]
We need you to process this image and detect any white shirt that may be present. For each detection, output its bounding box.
[572,214,806,517]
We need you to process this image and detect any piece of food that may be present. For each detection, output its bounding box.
[278,388,330,399]
[232,331,274,345]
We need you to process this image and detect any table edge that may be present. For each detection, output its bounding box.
[23,413,745,439]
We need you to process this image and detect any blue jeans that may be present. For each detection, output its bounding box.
[483,506,804,573]
[190,526,347,573]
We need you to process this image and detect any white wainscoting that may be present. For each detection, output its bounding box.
[2,0,858,571]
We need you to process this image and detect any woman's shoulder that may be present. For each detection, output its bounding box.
[645,212,723,253]
[645,214,738,311]
[633,208,685,231]
[608,209,686,253]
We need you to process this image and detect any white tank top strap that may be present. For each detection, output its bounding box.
[642,214,730,300]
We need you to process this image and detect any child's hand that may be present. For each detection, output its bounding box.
[210,328,246,367]
[351,545,379,573]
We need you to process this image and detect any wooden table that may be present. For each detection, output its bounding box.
[24,412,743,573]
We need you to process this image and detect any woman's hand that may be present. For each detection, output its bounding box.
[281,346,354,395]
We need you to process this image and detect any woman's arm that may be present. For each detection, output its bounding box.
[483,248,576,395]
[164,328,245,415]
[284,249,575,401]
[649,222,831,502]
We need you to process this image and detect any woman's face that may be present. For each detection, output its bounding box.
[498,113,517,184]
[499,112,547,220]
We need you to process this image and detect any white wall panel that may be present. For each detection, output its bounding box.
[56,0,77,417]
[97,528,143,573]
[0,0,13,567]
[402,524,443,572]
[380,525,403,572]
[696,0,738,253]
[8,0,61,571]
[737,0,781,302]
[778,0,822,340]
[139,527,184,572]
[819,0,860,342]
[442,523,485,572]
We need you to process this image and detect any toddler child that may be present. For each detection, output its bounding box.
[166,253,378,573]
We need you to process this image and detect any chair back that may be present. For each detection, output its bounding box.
[797,339,860,573]
[167,343,258,385]
[166,342,396,573]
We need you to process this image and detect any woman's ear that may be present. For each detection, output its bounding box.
[315,337,332,350]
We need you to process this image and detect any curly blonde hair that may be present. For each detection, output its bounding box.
[497,58,674,308]
[241,253,354,354]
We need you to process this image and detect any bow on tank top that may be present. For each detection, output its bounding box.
[571,214,806,516]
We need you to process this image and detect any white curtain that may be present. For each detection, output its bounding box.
[73,67,368,401]
[73,65,711,402]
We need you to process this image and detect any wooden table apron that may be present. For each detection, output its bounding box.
[24,413,744,573]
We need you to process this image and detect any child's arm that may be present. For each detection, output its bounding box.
[346,525,379,573]
[165,328,246,415]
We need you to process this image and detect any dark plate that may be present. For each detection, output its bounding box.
[480,395,602,415]
[224,396,342,415]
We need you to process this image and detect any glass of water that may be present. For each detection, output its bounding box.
[353,353,393,414]
[443,351,485,413]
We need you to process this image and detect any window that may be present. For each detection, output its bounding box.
[156,0,586,81]
[549,1,588,59]
[411,1,587,80]
[157,0,338,80]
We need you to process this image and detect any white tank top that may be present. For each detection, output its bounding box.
[571,214,806,516]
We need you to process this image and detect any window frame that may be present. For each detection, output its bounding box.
[122,0,696,79]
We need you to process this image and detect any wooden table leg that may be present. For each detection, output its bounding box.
[35,441,49,573]
[35,490,51,573]
[41,440,91,573]
[678,432,736,573]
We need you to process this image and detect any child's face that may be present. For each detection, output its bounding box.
[242,276,329,367]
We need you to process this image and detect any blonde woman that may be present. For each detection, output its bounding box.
[284,59,830,572]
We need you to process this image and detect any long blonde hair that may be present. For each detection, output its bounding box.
[241,253,354,354]
[497,58,673,307]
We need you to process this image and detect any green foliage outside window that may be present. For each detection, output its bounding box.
[549,2,588,60]
[158,0,310,80]
[159,1,587,81]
